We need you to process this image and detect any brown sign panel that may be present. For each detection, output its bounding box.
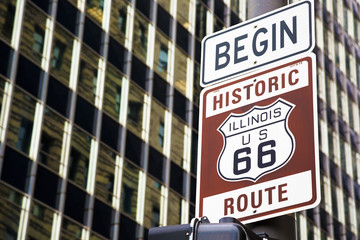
[196,53,320,223]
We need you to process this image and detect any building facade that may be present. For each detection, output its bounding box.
[0,0,359,239]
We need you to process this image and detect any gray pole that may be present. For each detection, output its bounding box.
[246,1,297,240]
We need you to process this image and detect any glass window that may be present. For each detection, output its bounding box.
[125,130,144,167]
[95,144,116,204]
[144,177,163,228]
[167,191,182,225]
[149,100,166,152]
[78,45,100,104]
[196,1,207,40]
[135,0,153,20]
[86,0,104,25]
[231,0,240,15]
[0,76,8,135]
[176,22,191,55]
[108,36,127,73]
[0,183,22,240]
[1,146,31,192]
[133,12,149,63]
[6,88,36,155]
[39,108,66,173]
[60,217,83,240]
[0,40,13,78]
[16,55,43,99]
[83,16,103,54]
[0,0,16,44]
[174,47,188,96]
[170,115,185,167]
[26,202,54,239]
[152,73,168,107]
[173,89,187,122]
[34,164,60,209]
[154,31,169,80]
[148,146,165,182]
[103,64,123,120]
[214,0,227,23]
[120,160,140,219]
[64,182,88,225]
[50,24,74,86]
[119,214,138,240]
[92,198,112,238]
[127,82,145,137]
[74,95,97,136]
[56,0,79,35]
[20,2,47,65]
[46,76,71,118]
[157,4,172,37]
[193,63,201,105]
[101,113,122,151]
[110,0,128,46]
[131,55,149,90]
[170,161,185,196]
[177,0,190,30]
[68,126,92,188]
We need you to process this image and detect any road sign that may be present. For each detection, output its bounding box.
[196,53,320,224]
[200,0,314,87]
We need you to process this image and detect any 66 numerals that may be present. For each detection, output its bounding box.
[233,140,276,175]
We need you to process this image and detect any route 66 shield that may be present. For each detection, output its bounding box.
[217,98,295,182]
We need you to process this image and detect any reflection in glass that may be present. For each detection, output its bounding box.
[104,64,123,121]
[120,160,139,219]
[133,12,149,63]
[95,145,116,204]
[26,202,54,239]
[149,100,166,152]
[6,88,36,155]
[144,177,162,228]
[60,217,83,240]
[170,116,185,167]
[68,127,92,188]
[39,108,66,173]
[127,82,144,137]
[174,47,187,96]
[167,191,182,226]
[0,0,16,44]
[110,0,127,46]
[20,2,47,65]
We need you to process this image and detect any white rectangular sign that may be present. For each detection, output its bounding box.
[200,0,314,87]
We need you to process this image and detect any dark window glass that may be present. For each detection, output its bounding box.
[191,131,198,175]
[176,22,191,55]
[131,55,148,90]
[83,16,102,54]
[148,146,164,182]
[31,0,50,13]
[101,113,122,151]
[157,4,172,37]
[119,214,137,240]
[1,2,16,43]
[92,198,112,238]
[51,40,66,70]
[64,182,87,224]
[56,0,79,35]
[1,146,31,192]
[170,162,184,196]
[34,164,60,209]
[195,39,201,63]
[192,104,199,130]
[135,0,153,20]
[230,11,240,26]
[173,89,187,122]
[74,95,97,135]
[0,40,12,78]
[16,55,42,98]
[190,176,196,203]
[46,76,71,117]
[125,130,143,167]
[214,0,226,23]
[108,36,127,73]
[152,73,168,107]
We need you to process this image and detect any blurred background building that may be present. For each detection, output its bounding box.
[0,0,359,239]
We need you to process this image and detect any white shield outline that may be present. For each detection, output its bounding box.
[217,98,296,182]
